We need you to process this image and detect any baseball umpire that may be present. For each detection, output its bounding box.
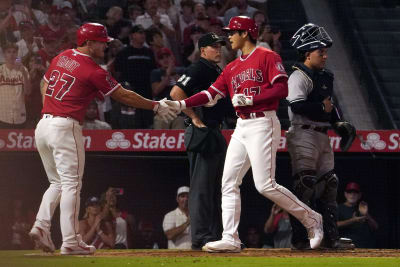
[286,23,356,249]
[170,32,231,250]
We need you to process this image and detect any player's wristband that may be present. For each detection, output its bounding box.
[97,230,104,236]
[152,101,159,112]
[179,100,186,110]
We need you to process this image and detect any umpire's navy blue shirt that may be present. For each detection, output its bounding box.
[176,57,232,124]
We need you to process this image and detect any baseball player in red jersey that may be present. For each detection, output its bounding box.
[167,16,324,252]
[28,23,177,255]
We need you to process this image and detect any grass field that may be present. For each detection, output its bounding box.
[1,250,399,267]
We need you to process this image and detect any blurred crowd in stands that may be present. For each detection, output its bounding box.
[3,181,378,249]
[0,0,283,130]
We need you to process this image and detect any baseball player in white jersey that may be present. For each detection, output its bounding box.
[166,16,324,252]
[29,23,177,255]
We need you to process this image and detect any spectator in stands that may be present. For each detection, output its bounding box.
[243,226,263,248]
[177,0,195,42]
[100,187,129,249]
[128,4,144,25]
[183,24,205,66]
[162,186,191,249]
[257,22,281,54]
[252,10,267,28]
[135,220,162,249]
[36,31,59,67]
[182,3,207,48]
[0,42,31,129]
[159,0,179,28]
[16,21,40,61]
[135,0,176,47]
[338,182,379,248]
[114,24,156,129]
[83,100,112,130]
[146,27,166,59]
[264,204,292,248]
[38,6,66,41]
[60,3,81,26]
[0,5,17,53]
[223,0,257,25]
[26,0,49,26]
[151,47,185,129]
[79,196,116,249]
[59,24,79,52]
[104,6,131,42]
[9,199,34,250]
[25,53,46,128]
[205,0,223,22]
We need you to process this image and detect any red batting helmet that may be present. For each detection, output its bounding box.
[76,23,114,47]
[223,16,258,40]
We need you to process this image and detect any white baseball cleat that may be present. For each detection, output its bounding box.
[29,226,56,253]
[61,241,96,255]
[202,240,241,253]
[308,213,324,249]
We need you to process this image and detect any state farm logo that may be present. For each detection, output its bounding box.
[0,138,5,149]
[106,132,131,149]
[360,133,386,150]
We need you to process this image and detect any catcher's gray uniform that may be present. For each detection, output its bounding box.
[285,23,354,249]
[286,63,340,249]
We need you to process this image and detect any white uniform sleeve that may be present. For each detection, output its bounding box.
[287,70,312,104]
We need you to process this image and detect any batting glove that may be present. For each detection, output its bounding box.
[153,99,178,123]
[164,99,186,113]
[232,94,253,107]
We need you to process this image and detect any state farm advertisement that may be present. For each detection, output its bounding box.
[0,129,400,152]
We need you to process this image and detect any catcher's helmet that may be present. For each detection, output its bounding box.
[76,23,113,47]
[290,23,332,52]
[222,16,258,40]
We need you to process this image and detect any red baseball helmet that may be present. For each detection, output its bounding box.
[223,16,259,40]
[76,23,114,46]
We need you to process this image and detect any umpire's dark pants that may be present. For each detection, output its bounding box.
[187,131,226,248]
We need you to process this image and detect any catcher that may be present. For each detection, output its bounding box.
[285,23,356,249]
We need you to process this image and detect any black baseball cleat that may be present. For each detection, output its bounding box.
[320,238,355,250]
[291,241,311,250]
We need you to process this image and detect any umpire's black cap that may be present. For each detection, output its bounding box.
[198,32,226,49]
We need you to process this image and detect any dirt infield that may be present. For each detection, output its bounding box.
[94,248,400,258]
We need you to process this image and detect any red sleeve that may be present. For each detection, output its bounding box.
[266,53,288,85]
[90,68,121,97]
[252,76,288,105]
[183,71,229,108]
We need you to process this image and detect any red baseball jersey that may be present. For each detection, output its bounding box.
[42,49,120,122]
[210,47,288,113]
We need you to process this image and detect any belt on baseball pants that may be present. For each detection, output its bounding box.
[42,114,83,125]
[237,111,272,120]
[301,125,329,134]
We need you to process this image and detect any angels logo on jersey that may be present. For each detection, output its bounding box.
[231,68,263,92]
[275,62,285,73]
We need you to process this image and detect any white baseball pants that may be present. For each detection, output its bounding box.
[33,116,85,246]
[221,111,319,247]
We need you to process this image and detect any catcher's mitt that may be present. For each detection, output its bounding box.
[332,121,356,152]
